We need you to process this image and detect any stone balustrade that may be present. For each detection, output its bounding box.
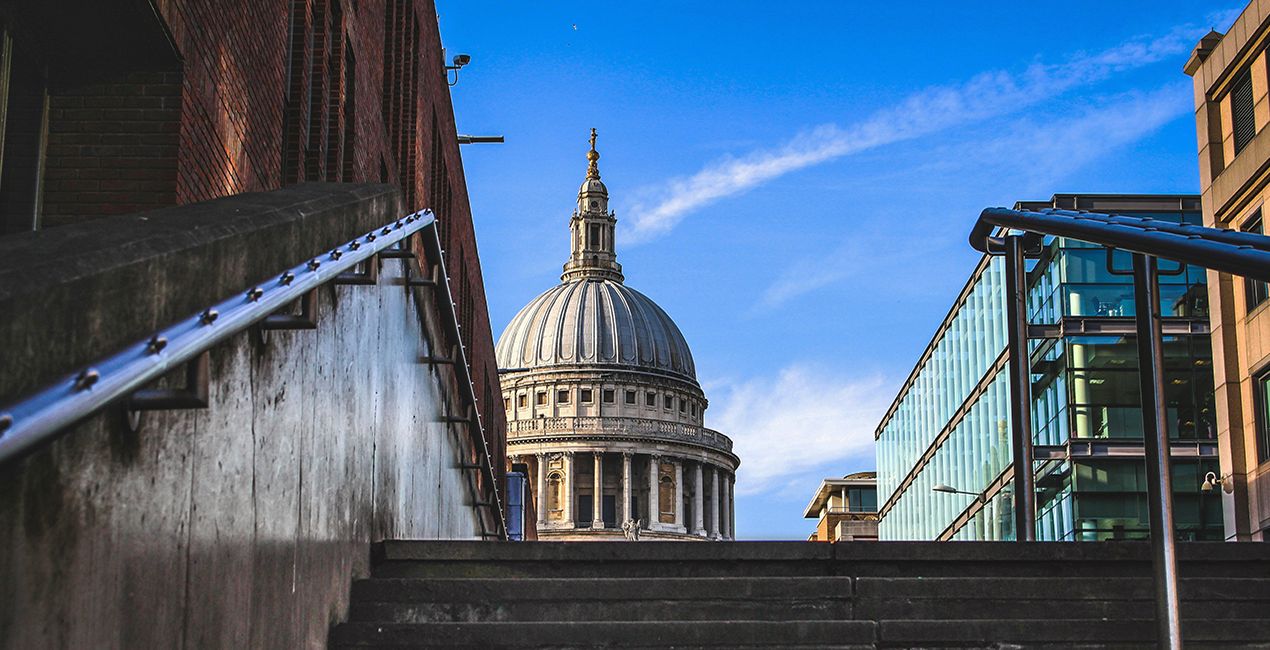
[507,415,734,453]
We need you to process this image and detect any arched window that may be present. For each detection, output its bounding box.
[658,475,675,523]
[546,472,564,519]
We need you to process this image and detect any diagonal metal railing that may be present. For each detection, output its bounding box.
[0,210,506,539]
[970,206,1270,650]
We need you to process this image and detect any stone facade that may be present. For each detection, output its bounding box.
[804,472,879,542]
[1186,3,1270,540]
[497,131,739,540]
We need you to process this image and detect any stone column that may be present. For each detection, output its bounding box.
[536,453,547,524]
[592,452,605,528]
[730,474,737,539]
[723,472,733,540]
[647,454,659,529]
[692,462,706,536]
[674,459,684,531]
[709,466,720,539]
[563,451,575,527]
[621,452,633,524]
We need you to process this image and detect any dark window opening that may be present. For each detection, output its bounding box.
[1245,212,1268,312]
[602,389,615,403]
[625,390,636,405]
[556,389,569,404]
[1232,71,1256,154]
[1257,370,1270,463]
[645,392,656,407]
[580,388,593,403]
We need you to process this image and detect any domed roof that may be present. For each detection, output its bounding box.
[496,278,697,382]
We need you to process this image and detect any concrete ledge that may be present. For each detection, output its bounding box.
[352,577,854,602]
[330,620,878,647]
[374,540,1270,563]
[0,183,401,405]
[377,540,833,562]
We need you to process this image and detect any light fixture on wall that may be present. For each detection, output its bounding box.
[456,135,504,145]
[1201,471,1234,494]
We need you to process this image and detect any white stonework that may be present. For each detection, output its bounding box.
[496,130,740,541]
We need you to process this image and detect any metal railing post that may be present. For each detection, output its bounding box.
[1003,235,1037,542]
[1131,253,1183,650]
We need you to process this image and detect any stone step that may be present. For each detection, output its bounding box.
[348,576,852,623]
[329,620,878,648]
[855,576,1270,600]
[373,541,1270,579]
[352,576,853,602]
[876,618,1270,648]
[350,598,850,624]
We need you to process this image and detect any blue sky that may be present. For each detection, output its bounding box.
[438,1,1239,539]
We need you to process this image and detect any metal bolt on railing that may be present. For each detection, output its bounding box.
[74,369,100,391]
[200,309,219,325]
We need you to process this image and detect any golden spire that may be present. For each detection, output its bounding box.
[586,127,601,180]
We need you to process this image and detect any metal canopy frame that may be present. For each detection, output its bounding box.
[970,206,1270,650]
[0,210,507,540]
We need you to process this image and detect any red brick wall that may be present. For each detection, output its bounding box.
[37,0,507,500]
[41,71,182,228]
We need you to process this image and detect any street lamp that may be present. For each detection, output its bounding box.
[1201,471,1233,494]
[932,483,986,503]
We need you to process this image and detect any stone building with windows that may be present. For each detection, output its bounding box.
[1185,2,1270,541]
[804,472,879,542]
[496,130,739,540]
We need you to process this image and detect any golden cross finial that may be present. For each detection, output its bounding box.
[586,127,601,179]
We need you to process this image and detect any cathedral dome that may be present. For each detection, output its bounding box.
[495,278,697,382]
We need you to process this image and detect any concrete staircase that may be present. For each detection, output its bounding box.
[329,541,1270,649]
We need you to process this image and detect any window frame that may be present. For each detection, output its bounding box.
[1255,367,1270,464]
[1231,70,1257,155]
[625,390,637,405]
[1244,210,1268,313]
[580,388,593,403]
[557,389,570,405]
[602,389,615,403]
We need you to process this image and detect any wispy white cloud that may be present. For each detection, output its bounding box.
[709,364,892,495]
[622,21,1215,243]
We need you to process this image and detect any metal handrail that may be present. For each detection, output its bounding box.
[507,415,734,453]
[0,210,505,537]
[417,215,507,537]
[971,207,1270,281]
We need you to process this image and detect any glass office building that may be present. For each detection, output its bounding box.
[876,195,1222,541]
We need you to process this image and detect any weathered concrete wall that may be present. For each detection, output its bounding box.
[0,185,485,648]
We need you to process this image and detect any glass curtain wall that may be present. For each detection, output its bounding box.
[878,206,1221,541]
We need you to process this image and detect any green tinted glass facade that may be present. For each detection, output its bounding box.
[876,197,1221,541]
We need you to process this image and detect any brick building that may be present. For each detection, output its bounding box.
[0,0,505,490]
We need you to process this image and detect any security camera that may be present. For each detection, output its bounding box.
[451,54,471,68]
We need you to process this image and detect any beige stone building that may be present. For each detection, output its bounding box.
[804,472,878,542]
[496,131,739,540]
[1186,3,1270,540]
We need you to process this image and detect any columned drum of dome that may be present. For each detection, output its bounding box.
[497,130,739,540]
